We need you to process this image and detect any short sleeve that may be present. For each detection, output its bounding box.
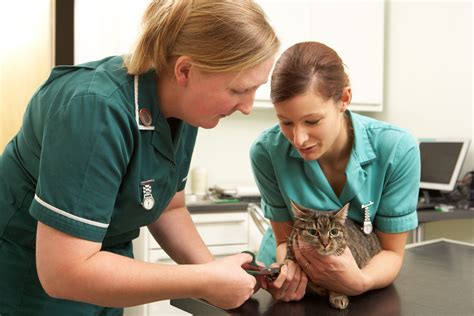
[250,135,291,222]
[375,134,420,233]
[30,94,134,242]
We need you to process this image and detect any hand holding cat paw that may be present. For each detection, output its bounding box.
[264,260,307,302]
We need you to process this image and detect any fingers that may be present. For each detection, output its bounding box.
[280,269,298,300]
[267,261,306,302]
[294,270,308,299]
[203,257,257,310]
[236,252,254,265]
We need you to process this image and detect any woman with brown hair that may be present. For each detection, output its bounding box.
[251,42,420,302]
[0,0,279,314]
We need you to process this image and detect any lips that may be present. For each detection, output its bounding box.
[297,143,319,154]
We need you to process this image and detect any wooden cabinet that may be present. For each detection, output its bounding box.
[255,0,385,111]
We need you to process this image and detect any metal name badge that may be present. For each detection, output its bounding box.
[361,201,374,234]
[140,179,155,210]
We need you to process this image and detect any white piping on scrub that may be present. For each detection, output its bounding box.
[34,194,109,228]
[134,75,155,131]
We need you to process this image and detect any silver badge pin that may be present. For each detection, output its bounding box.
[361,201,374,234]
[140,179,155,210]
[139,108,153,127]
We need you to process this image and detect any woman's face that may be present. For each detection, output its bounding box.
[275,90,346,161]
[180,57,275,128]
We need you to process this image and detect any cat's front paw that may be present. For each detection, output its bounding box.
[329,292,349,309]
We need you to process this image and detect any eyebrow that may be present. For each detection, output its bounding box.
[237,81,268,91]
[277,113,323,120]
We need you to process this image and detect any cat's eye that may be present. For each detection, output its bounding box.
[329,228,339,236]
[308,229,318,236]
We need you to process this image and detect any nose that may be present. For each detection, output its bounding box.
[321,240,329,248]
[235,91,256,115]
[293,125,309,147]
[236,101,252,115]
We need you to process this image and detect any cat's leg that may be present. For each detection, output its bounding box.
[286,231,297,261]
[328,291,349,309]
[307,282,328,297]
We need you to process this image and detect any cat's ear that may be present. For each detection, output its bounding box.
[335,203,349,222]
[290,200,312,220]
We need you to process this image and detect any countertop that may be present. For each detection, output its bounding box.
[171,239,474,315]
[187,201,250,213]
[187,199,474,223]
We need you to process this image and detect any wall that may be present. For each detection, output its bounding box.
[0,0,53,149]
[370,0,473,243]
[189,1,473,242]
[368,0,473,177]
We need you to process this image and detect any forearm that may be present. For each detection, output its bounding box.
[148,206,213,264]
[275,242,288,263]
[361,249,403,291]
[47,251,209,307]
[360,231,408,292]
[272,220,294,264]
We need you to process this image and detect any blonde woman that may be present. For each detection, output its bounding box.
[0,0,279,314]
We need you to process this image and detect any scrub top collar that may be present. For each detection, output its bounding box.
[135,72,178,164]
[135,75,155,131]
[340,110,377,203]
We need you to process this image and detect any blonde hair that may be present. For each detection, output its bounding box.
[124,0,279,74]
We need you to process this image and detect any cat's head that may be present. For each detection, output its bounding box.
[290,201,349,256]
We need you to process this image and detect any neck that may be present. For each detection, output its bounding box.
[319,112,353,170]
[156,73,181,119]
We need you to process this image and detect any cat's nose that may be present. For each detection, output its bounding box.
[322,242,329,248]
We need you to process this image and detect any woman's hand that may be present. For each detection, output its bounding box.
[260,259,307,302]
[293,238,368,296]
[199,253,257,309]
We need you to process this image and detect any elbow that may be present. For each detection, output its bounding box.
[38,273,66,299]
[37,266,73,300]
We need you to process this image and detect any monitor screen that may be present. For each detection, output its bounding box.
[419,139,471,191]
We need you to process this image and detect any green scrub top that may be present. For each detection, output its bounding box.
[250,111,420,266]
[0,56,197,315]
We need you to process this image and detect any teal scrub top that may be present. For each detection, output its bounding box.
[250,111,420,266]
[0,56,197,315]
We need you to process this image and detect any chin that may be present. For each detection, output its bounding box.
[301,151,324,161]
[199,118,220,129]
[298,145,325,161]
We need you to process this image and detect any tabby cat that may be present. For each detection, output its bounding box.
[286,201,381,309]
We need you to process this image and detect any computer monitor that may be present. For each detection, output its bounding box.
[419,138,471,192]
